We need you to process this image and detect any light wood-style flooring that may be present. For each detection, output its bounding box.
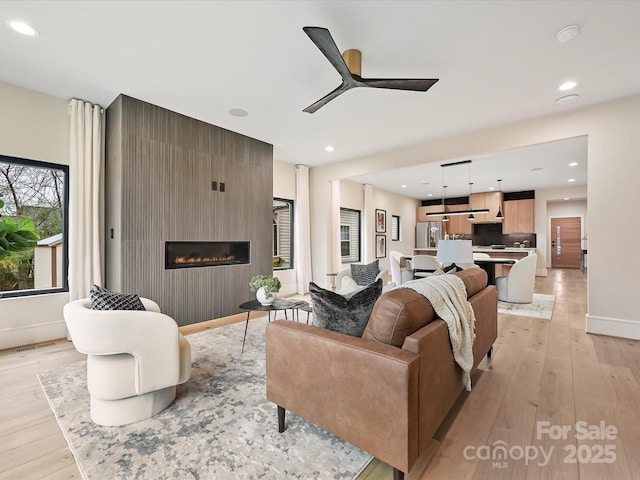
[1,269,639,480]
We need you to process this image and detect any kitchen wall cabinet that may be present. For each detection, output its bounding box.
[444,204,473,236]
[503,199,535,233]
[416,204,472,235]
[416,205,445,222]
[470,191,503,222]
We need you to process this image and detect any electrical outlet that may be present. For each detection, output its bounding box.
[220,182,225,192]
[211,181,217,191]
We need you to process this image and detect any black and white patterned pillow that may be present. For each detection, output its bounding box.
[309,279,382,337]
[89,284,146,311]
[350,259,379,286]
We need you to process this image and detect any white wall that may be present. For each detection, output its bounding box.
[546,197,588,267]
[534,185,588,274]
[0,81,70,349]
[272,160,297,296]
[310,94,640,340]
[336,179,418,281]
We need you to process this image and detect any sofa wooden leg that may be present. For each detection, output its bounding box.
[278,405,286,433]
[487,346,493,358]
[392,468,404,480]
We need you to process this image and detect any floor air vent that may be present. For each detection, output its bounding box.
[16,340,56,353]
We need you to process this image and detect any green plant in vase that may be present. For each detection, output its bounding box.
[249,274,281,306]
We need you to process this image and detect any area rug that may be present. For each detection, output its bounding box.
[498,293,555,320]
[38,319,372,479]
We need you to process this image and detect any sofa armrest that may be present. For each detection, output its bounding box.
[265,320,420,474]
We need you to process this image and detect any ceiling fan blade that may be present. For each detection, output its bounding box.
[360,77,439,91]
[303,26,353,81]
[303,82,355,114]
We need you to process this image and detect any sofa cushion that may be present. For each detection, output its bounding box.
[90,284,146,311]
[362,268,488,347]
[337,276,361,295]
[362,288,436,347]
[309,279,382,337]
[350,259,379,286]
[453,267,488,297]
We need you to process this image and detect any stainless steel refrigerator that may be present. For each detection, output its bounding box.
[416,221,443,248]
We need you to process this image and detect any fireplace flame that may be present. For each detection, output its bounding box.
[174,255,236,264]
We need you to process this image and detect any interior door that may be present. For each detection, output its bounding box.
[551,217,582,268]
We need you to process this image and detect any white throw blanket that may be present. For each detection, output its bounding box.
[402,274,476,390]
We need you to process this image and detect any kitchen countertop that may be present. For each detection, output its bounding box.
[413,246,536,254]
[472,246,536,253]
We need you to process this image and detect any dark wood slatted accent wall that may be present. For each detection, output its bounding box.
[105,95,273,326]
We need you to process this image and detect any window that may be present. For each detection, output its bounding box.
[340,208,361,263]
[0,155,68,297]
[391,215,400,241]
[272,198,293,269]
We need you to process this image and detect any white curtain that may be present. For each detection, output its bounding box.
[330,179,342,275]
[294,165,312,294]
[68,99,105,300]
[362,183,374,263]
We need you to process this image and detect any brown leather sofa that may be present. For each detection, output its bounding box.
[265,268,497,480]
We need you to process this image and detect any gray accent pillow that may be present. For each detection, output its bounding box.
[350,259,379,286]
[90,284,146,311]
[309,279,382,337]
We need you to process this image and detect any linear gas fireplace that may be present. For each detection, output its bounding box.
[165,241,250,269]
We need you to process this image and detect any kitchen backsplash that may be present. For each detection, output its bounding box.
[472,223,536,247]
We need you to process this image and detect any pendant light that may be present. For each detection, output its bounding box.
[496,179,504,219]
[441,185,449,222]
[425,159,490,219]
[467,163,475,221]
[467,182,475,221]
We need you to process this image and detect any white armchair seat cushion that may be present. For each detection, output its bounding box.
[496,254,537,303]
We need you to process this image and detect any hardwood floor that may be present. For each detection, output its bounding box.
[1,269,639,480]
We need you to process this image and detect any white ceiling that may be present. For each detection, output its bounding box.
[1,1,637,198]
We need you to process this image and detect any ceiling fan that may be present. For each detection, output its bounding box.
[302,26,439,114]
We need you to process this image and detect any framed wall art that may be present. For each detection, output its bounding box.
[375,209,386,233]
[376,235,386,258]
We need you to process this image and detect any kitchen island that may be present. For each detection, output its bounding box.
[413,246,536,278]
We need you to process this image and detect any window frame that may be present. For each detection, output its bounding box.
[391,214,401,241]
[339,207,361,264]
[272,197,294,270]
[0,154,69,298]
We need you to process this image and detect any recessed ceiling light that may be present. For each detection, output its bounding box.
[427,193,433,197]
[568,178,576,182]
[324,145,334,152]
[488,187,495,191]
[568,162,578,167]
[556,94,580,105]
[401,184,407,188]
[564,197,570,201]
[559,81,577,91]
[6,19,39,37]
[228,108,248,117]
[556,25,580,43]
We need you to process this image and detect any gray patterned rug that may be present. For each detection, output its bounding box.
[38,318,372,479]
[498,293,555,320]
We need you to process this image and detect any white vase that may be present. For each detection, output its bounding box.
[256,286,275,306]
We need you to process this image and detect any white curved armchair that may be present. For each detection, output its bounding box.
[411,255,441,278]
[63,298,192,426]
[495,254,537,303]
[389,251,414,286]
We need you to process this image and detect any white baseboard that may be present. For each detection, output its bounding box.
[536,268,548,277]
[586,314,640,340]
[0,320,68,351]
